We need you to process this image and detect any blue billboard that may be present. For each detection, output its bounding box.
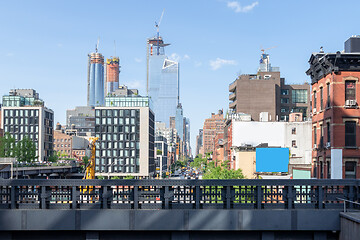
[256,148,289,172]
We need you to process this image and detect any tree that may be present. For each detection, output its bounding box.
[203,161,244,179]
[124,175,135,179]
[0,132,16,157]
[190,154,208,170]
[14,137,37,164]
[48,151,59,163]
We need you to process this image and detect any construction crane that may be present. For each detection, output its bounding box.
[260,46,277,54]
[83,137,98,180]
[155,9,165,55]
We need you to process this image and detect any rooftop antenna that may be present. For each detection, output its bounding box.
[95,37,100,53]
[155,9,165,55]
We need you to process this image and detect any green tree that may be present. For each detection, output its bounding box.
[203,160,244,179]
[124,175,135,179]
[0,132,16,157]
[48,151,59,163]
[156,149,162,155]
[14,137,37,163]
[190,154,208,170]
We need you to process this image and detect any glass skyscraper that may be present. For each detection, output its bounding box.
[88,52,105,107]
[147,36,179,127]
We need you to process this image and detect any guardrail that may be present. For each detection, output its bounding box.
[0,179,359,210]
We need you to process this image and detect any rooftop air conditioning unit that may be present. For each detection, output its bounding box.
[312,108,317,114]
[326,142,331,148]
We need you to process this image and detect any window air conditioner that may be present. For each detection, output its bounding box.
[346,99,357,106]
[349,100,357,106]
[312,108,317,114]
[326,142,331,148]
[313,144,317,149]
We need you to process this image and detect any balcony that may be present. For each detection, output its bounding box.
[229,101,237,109]
[229,92,236,101]
[229,80,236,92]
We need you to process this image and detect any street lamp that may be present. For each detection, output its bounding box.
[107,160,118,179]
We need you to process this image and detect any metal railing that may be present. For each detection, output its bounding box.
[337,197,360,212]
[0,179,358,210]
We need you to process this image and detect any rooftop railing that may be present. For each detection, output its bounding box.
[0,179,359,210]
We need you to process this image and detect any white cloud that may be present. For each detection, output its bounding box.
[227,1,258,13]
[6,53,14,57]
[194,61,202,67]
[57,43,63,48]
[210,58,237,70]
[134,57,142,63]
[169,53,191,62]
[169,53,180,62]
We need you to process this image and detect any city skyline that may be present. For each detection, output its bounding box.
[1,0,360,152]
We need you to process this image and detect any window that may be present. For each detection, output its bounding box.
[292,128,296,135]
[281,108,288,113]
[345,81,356,101]
[327,83,330,108]
[327,122,330,144]
[345,121,356,147]
[313,91,317,110]
[281,98,289,104]
[320,87,323,110]
[314,126,317,146]
[292,140,296,147]
[292,89,308,103]
[281,89,289,95]
[327,160,331,179]
[345,161,356,179]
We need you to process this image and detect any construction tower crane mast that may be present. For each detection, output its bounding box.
[83,137,98,180]
[155,9,165,55]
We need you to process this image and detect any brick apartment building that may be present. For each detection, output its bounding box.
[202,110,225,155]
[307,36,360,179]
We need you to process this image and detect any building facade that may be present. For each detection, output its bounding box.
[147,36,179,127]
[202,110,225,155]
[88,52,105,107]
[1,89,53,162]
[155,136,168,176]
[307,36,360,179]
[105,57,120,95]
[94,101,155,178]
[66,106,95,137]
[229,53,310,121]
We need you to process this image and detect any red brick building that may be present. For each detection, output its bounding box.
[202,110,225,155]
[307,38,360,179]
[213,132,224,165]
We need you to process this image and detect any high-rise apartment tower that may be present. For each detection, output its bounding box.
[105,57,120,95]
[87,51,105,107]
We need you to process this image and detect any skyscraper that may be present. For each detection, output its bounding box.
[147,36,179,127]
[87,51,105,107]
[105,57,120,96]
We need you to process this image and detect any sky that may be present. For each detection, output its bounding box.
[1,0,360,154]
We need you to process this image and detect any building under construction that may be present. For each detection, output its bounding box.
[105,57,120,95]
[87,52,105,107]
